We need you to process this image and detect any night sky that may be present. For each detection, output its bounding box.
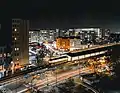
[0,0,120,45]
[1,1,120,30]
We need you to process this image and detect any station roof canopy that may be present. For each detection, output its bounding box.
[66,47,109,57]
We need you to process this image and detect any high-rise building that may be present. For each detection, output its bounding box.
[110,32,120,42]
[12,19,29,66]
[29,29,57,43]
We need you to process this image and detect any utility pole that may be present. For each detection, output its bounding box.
[30,76,36,92]
[78,56,80,78]
[54,67,57,87]
[46,73,48,87]
[56,70,57,87]
[45,68,49,87]
[16,78,17,93]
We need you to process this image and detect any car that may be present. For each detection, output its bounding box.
[20,66,28,71]
[27,65,36,70]
[20,67,27,71]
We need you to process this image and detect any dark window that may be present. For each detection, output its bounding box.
[17,20,20,23]
[12,29,14,31]
[12,38,14,41]
[16,53,19,56]
[12,33,14,36]
[0,50,1,53]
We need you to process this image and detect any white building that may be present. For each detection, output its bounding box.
[70,38,81,51]
[72,28,102,40]
[29,29,57,43]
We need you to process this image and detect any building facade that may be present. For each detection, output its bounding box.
[0,46,11,78]
[0,46,6,70]
[110,32,120,42]
[29,29,57,43]
[12,19,29,66]
[62,28,102,40]
[70,37,81,50]
[56,37,70,51]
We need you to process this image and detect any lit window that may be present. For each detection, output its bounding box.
[4,53,6,57]
[15,28,17,31]
[7,53,11,56]
[56,29,59,32]
[50,33,53,35]
[50,36,52,38]
[0,54,2,57]
[17,48,19,50]
[29,31,33,33]
[14,37,17,40]
[15,48,17,51]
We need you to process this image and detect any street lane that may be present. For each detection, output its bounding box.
[18,67,94,93]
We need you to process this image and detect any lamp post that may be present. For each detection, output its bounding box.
[79,60,80,78]
[45,68,49,87]
[11,61,14,74]
[30,76,36,92]
[46,73,48,87]
[56,71,57,87]
[78,56,80,78]
[54,67,57,87]
[16,78,17,93]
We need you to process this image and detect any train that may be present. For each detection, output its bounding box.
[49,56,68,65]
[48,50,108,65]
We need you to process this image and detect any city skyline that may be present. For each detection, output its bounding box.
[1,1,120,92]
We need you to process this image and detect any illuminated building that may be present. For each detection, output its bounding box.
[100,29,110,39]
[56,36,84,51]
[29,28,69,43]
[0,46,7,70]
[59,29,68,37]
[63,28,104,42]
[0,46,12,78]
[56,37,70,51]
[75,28,101,39]
[70,37,82,51]
[29,30,40,42]
[110,32,120,42]
[29,29,57,42]
[12,19,29,66]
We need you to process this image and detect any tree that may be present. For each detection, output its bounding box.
[66,78,75,87]
[48,50,54,59]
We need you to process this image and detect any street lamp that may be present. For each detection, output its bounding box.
[54,67,57,87]
[45,68,49,87]
[16,78,17,93]
[30,76,36,92]
[77,56,81,78]
[78,59,80,78]
[46,73,49,87]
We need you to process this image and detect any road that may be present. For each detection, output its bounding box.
[17,67,94,93]
[0,68,49,93]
